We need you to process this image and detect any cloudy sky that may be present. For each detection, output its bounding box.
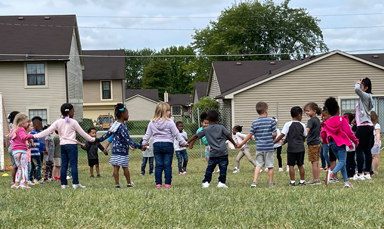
[0,0,383,54]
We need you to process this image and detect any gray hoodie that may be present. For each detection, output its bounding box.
[355,82,373,125]
[142,120,187,146]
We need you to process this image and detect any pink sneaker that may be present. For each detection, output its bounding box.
[264,168,268,172]
[278,168,283,172]
[165,184,172,188]
[156,184,162,188]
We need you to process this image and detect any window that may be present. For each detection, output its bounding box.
[102,81,111,99]
[29,109,47,125]
[172,106,182,116]
[27,64,45,85]
[341,99,358,114]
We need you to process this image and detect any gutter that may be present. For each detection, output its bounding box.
[65,62,69,103]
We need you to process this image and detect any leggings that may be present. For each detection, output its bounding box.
[274,146,282,168]
[45,161,54,179]
[14,153,29,183]
[236,147,256,169]
[356,126,374,174]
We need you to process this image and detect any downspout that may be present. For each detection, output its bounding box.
[65,62,69,103]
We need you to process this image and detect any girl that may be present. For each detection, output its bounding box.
[321,97,359,188]
[10,114,34,189]
[33,103,95,189]
[272,118,284,172]
[304,102,322,185]
[97,103,142,188]
[232,125,256,173]
[345,113,357,178]
[142,103,187,188]
[371,111,381,175]
[354,78,374,180]
[44,125,55,181]
[7,111,20,187]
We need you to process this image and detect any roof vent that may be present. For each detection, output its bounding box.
[18,17,24,20]
[44,16,50,20]
[269,61,275,65]
[236,62,242,66]
[373,55,379,59]
[269,70,272,74]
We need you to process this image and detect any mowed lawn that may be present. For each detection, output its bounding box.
[1,145,384,228]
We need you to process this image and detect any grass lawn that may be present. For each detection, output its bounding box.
[1,145,384,228]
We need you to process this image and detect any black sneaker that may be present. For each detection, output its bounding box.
[127,184,133,188]
[288,182,296,187]
[149,173,154,175]
[90,175,95,178]
[140,173,144,176]
[97,174,101,177]
[298,181,306,186]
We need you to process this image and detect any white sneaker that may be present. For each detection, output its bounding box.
[202,182,210,188]
[233,167,240,173]
[217,182,228,188]
[73,183,86,189]
[264,168,268,172]
[286,166,289,172]
[278,168,283,172]
[130,181,136,187]
[215,168,220,173]
[28,181,35,186]
[259,169,263,173]
[38,179,44,184]
[364,174,372,180]
[61,185,70,189]
[352,174,365,180]
[47,178,53,182]
[66,176,72,180]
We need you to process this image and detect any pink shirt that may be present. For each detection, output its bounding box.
[34,118,95,145]
[356,103,373,126]
[11,127,34,151]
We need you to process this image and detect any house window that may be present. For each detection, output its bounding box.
[102,81,111,99]
[27,64,45,85]
[341,99,358,114]
[29,109,47,125]
[172,106,182,116]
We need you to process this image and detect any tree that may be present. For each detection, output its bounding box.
[125,48,156,89]
[142,59,172,101]
[190,0,329,81]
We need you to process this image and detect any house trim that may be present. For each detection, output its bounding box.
[125,94,159,104]
[24,62,49,89]
[338,95,384,112]
[100,80,113,101]
[206,65,216,97]
[83,102,117,106]
[26,106,50,124]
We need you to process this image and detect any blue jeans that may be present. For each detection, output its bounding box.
[175,149,188,172]
[321,143,331,169]
[320,148,326,169]
[203,156,229,184]
[141,157,154,174]
[153,142,174,185]
[29,156,42,181]
[329,141,348,182]
[60,144,79,185]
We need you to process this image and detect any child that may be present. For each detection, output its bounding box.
[34,103,96,189]
[345,113,357,178]
[174,121,188,175]
[103,136,113,155]
[10,114,34,189]
[29,117,44,185]
[232,125,256,173]
[44,125,55,181]
[371,111,381,175]
[238,102,277,188]
[196,112,210,161]
[142,103,187,188]
[97,104,143,188]
[7,111,20,187]
[272,117,284,172]
[140,128,154,176]
[188,110,236,188]
[78,128,107,178]
[322,97,359,188]
[304,102,322,185]
[53,131,61,181]
[274,106,307,186]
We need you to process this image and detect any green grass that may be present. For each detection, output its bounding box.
[1,146,384,228]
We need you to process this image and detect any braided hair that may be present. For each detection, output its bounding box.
[115,103,126,119]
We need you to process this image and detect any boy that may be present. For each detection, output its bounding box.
[188,110,236,188]
[237,102,277,188]
[53,131,61,181]
[274,106,308,186]
[29,117,44,185]
[140,128,154,176]
[174,121,188,175]
[78,128,107,177]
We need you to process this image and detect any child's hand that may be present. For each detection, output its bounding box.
[44,150,48,155]
[104,151,108,155]
[188,144,194,149]
[31,143,36,148]
[129,146,135,151]
[279,140,284,145]
[142,145,147,151]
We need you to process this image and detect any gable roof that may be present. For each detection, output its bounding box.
[168,94,192,106]
[125,89,159,102]
[83,50,126,80]
[353,53,384,67]
[0,15,81,62]
[193,82,208,100]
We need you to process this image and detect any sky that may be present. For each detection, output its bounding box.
[0,0,384,54]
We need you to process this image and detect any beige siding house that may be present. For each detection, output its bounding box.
[209,51,384,132]
[82,50,126,121]
[0,15,84,124]
[192,82,208,104]
[125,89,159,121]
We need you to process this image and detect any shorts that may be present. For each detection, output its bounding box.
[53,158,61,167]
[329,147,336,162]
[8,146,17,169]
[372,141,382,155]
[255,151,274,168]
[308,144,321,162]
[287,151,305,166]
[88,159,99,167]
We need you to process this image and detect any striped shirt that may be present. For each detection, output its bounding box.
[30,129,42,157]
[249,117,276,152]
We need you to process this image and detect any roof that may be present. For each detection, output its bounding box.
[193,82,208,100]
[83,50,126,80]
[0,15,80,62]
[168,94,192,106]
[353,53,384,67]
[125,89,159,102]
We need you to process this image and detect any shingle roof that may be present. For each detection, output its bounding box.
[0,15,78,61]
[194,82,208,100]
[353,53,384,67]
[83,50,126,80]
[168,94,192,106]
[125,89,159,102]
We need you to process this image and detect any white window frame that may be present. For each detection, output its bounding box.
[26,107,50,125]
[24,62,49,89]
[100,80,113,101]
[339,95,384,114]
[171,105,182,117]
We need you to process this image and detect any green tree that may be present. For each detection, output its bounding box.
[142,59,172,100]
[125,48,156,89]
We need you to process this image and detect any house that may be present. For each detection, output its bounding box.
[164,92,192,118]
[125,89,159,121]
[207,50,384,131]
[0,15,84,123]
[192,82,208,104]
[82,50,126,121]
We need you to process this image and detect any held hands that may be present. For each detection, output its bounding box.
[129,146,135,151]
[44,149,48,155]
[142,145,148,151]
